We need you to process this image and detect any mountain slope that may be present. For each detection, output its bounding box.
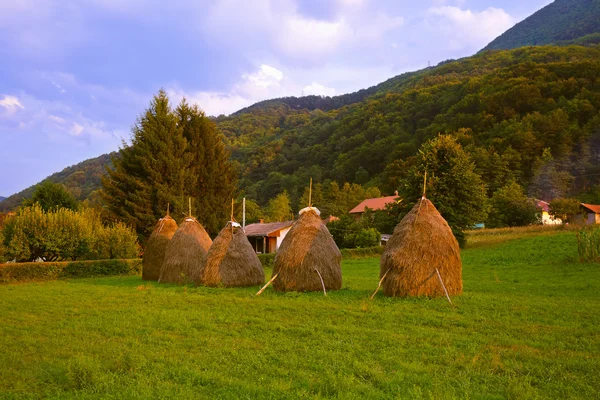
[0,153,115,212]
[483,0,600,51]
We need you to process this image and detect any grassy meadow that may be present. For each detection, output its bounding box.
[0,230,599,399]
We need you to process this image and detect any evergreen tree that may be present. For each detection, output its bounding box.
[177,101,237,234]
[102,91,237,238]
[398,135,488,246]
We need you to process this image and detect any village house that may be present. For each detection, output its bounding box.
[571,203,600,225]
[244,220,294,254]
[349,193,400,220]
[536,200,562,225]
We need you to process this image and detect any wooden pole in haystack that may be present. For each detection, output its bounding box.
[243,197,246,229]
[188,197,192,217]
[309,177,313,207]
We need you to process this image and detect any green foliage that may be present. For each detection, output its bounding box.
[1,204,139,262]
[22,181,78,211]
[265,191,293,222]
[329,214,381,249]
[483,0,600,51]
[550,197,582,222]
[398,135,488,245]
[0,259,141,283]
[101,91,237,238]
[487,181,538,228]
[339,246,383,258]
[576,226,600,262]
[257,253,275,269]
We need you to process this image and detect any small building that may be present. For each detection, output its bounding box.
[245,220,294,254]
[349,194,400,219]
[380,234,392,246]
[322,215,339,225]
[536,200,562,225]
[576,203,600,225]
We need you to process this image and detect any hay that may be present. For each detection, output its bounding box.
[379,198,462,297]
[142,215,178,281]
[159,217,212,284]
[272,209,342,292]
[201,223,264,287]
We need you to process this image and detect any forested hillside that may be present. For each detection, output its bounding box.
[4,45,600,217]
[483,0,600,51]
[219,45,600,206]
[0,153,114,212]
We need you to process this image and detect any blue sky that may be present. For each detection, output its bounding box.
[0,0,551,197]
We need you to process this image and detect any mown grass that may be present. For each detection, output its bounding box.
[0,232,599,399]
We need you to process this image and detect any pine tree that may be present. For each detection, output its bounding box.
[102,91,237,238]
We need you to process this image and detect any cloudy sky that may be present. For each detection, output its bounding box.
[0,0,551,197]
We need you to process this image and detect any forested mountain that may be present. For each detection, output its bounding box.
[219,45,600,206]
[0,197,5,203]
[4,44,600,215]
[483,0,600,51]
[231,70,424,115]
[0,153,114,212]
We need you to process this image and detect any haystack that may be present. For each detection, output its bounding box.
[142,214,178,281]
[272,208,342,292]
[201,222,264,287]
[379,198,462,297]
[159,217,212,284]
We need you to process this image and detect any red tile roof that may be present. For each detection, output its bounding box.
[536,200,550,212]
[581,203,600,214]
[245,221,294,237]
[349,196,400,214]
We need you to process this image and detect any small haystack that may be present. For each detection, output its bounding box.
[378,198,462,298]
[159,216,212,284]
[201,222,264,287]
[271,207,342,292]
[142,214,178,281]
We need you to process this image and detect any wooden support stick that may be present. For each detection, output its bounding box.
[435,268,453,305]
[167,203,170,216]
[309,177,313,207]
[314,267,327,296]
[423,171,427,199]
[188,197,192,217]
[370,268,391,300]
[256,273,279,296]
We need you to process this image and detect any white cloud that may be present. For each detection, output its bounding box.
[426,6,515,50]
[0,95,25,114]
[303,82,336,96]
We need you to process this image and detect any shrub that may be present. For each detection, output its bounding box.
[2,204,139,262]
[258,253,275,269]
[577,227,600,262]
[0,259,142,283]
[340,246,383,258]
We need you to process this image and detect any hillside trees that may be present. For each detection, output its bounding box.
[397,135,488,246]
[102,91,237,237]
[22,181,78,211]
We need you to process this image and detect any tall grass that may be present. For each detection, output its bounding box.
[577,227,600,262]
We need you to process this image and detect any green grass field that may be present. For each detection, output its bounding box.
[1,231,599,399]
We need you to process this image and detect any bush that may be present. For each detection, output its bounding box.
[340,246,383,258]
[258,253,275,269]
[577,227,600,262]
[1,204,139,262]
[0,259,141,283]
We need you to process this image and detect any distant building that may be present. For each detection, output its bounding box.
[571,203,600,225]
[322,215,339,225]
[536,200,562,225]
[245,220,294,254]
[349,194,400,219]
[380,234,392,246]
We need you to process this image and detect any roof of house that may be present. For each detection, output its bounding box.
[349,196,399,214]
[244,221,294,237]
[581,203,600,214]
[536,200,550,212]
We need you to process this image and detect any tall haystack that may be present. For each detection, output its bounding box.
[159,217,212,284]
[201,222,264,287]
[142,214,178,281]
[272,208,342,292]
[379,198,462,297]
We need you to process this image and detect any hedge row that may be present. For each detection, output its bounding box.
[0,259,142,284]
